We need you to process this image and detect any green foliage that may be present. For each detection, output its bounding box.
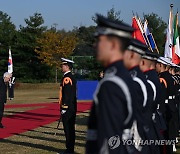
[13,13,51,81]
[72,56,103,80]
[72,26,101,80]
[92,6,122,23]
[144,13,167,55]
[107,7,122,22]
[35,30,78,68]
[73,26,96,56]
[0,11,16,46]
[0,11,16,76]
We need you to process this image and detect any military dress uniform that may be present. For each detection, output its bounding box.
[86,15,137,154]
[60,58,77,154]
[144,69,164,137]
[142,51,167,154]
[126,40,159,154]
[160,71,176,141]
[174,71,180,130]
[87,61,138,154]
[157,57,176,154]
[170,70,179,140]
[130,66,158,153]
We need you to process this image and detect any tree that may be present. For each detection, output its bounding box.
[74,7,122,80]
[72,56,103,80]
[144,13,167,55]
[92,7,122,23]
[107,7,122,21]
[73,26,96,56]
[14,13,51,82]
[35,30,78,82]
[35,30,78,67]
[0,11,16,76]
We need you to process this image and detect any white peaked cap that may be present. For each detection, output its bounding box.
[61,58,74,64]
[157,57,168,65]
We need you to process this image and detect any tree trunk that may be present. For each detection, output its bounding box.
[55,67,58,83]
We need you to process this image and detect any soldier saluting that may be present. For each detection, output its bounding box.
[58,58,77,154]
[86,15,137,154]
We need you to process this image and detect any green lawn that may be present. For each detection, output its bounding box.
[1,83,89,154]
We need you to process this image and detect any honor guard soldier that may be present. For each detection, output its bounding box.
[174,66,180,130]
[59,58,77,154]
[86,14,137,154]
[141,51,166,153]
[168,62,179,151]
[123,39,158,153]
[156,57,176,154]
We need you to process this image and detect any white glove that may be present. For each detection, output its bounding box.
[61,110,66,114]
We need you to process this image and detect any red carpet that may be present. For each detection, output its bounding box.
[0,102,92,139]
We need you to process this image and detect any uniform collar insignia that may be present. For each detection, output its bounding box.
[105,67,117,78]
[129,70,137,78]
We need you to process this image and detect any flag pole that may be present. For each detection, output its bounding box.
[151,33,159,53]
[164,4,173,59]
[132,11,135,17]
[170,4,173,39]
[170,4,174,61]
[136,16,146,41]
[145,20,159,53]
[139,18,153,52]
[143,19,153,52]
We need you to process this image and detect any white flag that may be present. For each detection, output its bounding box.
[164,7,173,59]
[8,48,13,73]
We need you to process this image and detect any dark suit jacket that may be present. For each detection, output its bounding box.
[0,77,7,104]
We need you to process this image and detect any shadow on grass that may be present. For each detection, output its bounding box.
[25,129,86,140]
[40,125,87,134]
[27,129,60,136]
[12,133,61,142]
[0,138,61,152]
[47,97,59,99]
[0,133,86,153]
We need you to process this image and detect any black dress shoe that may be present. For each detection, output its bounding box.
[0,123,4,128]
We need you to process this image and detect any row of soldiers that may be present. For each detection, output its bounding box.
[85,15,180,154]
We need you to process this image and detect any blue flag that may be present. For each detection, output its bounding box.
[144,20,156,50]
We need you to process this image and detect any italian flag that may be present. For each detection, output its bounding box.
[172,12,180,64]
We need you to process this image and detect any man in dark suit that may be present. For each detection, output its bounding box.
[0,72,12,128]
[59,58,77,154]
[8,76,15,100]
